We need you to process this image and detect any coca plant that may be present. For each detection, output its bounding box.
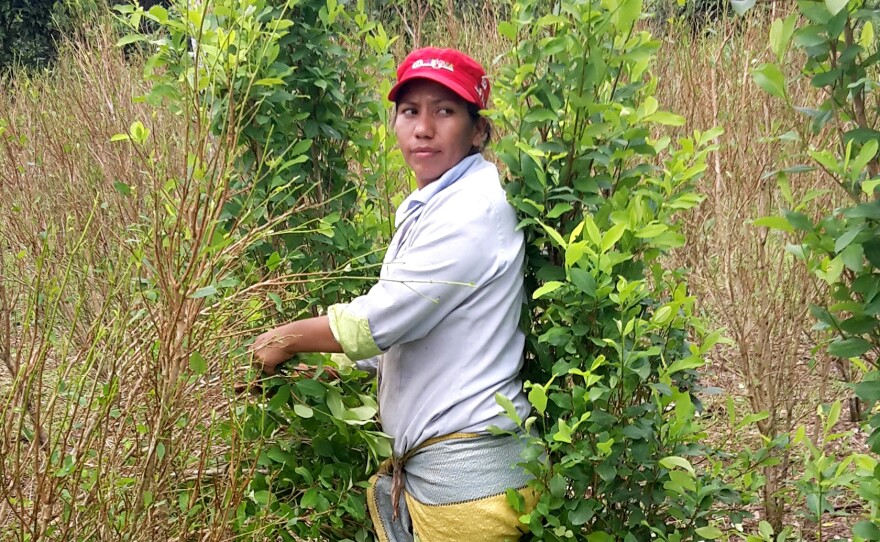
[490,0,740,539]
[748,0,880,538]
[117,1,396,540]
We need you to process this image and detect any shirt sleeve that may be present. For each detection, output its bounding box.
[328,192,503,359]
[327,303,382,360]
[328,353,379,377]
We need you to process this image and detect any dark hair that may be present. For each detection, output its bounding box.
[466,102,493,153]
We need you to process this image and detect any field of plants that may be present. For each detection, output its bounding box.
[0,0,878,540]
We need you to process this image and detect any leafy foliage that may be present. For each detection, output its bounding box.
[233,370,390,541]
[115,0,399,538]
[748,0,880,538]
[0,0,61,70]
[490,0,738,539]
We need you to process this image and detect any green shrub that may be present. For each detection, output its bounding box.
[115,0,398,538]
[748,0,880,538]
[0,0,62,70]
[490,0,740,538]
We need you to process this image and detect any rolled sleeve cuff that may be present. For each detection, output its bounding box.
[327,303,383,361]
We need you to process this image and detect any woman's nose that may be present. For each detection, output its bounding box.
[413,113,434,138]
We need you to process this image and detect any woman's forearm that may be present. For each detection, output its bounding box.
[266,316,343,354]
[252,316,343,374]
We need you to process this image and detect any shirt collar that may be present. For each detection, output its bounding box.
[395,154,490,228]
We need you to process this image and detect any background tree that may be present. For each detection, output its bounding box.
[0,0,60,70]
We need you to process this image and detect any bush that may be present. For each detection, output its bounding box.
[750,1,880,538]
[0,0,61,70]
[490,0,740,538]
[115,0,399,538]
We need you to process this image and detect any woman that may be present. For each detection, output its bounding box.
[252,47,534,541]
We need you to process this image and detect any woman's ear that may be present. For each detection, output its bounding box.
[472,116,489,148]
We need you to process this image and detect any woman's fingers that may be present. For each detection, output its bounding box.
[254,349,287,374]
[251,336,289,374]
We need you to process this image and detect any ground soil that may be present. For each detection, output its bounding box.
[701,343,872,541]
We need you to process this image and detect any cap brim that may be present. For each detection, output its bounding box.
[388,73,480,107]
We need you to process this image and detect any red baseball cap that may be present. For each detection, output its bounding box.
[387,47,490,109]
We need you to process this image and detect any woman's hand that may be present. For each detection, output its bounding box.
[251,327,295,375]
[249,316,344,375]
[235,360,340,396]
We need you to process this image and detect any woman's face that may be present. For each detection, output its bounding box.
[393,79,484,189]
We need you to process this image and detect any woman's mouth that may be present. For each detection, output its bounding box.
[411,147,438,158]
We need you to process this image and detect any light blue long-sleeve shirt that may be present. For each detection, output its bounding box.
[328,154,529,457]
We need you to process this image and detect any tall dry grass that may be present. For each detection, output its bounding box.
[0,29,160,539]
[0,26,305,540]
[654,11,849,531]
[384,0,509,55]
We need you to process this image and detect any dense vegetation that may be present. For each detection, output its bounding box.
[0,0,878,540]
[0,0,59,69]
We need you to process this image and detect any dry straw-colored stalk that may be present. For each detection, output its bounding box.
[0,23,309,540]
[654,9,847,532]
